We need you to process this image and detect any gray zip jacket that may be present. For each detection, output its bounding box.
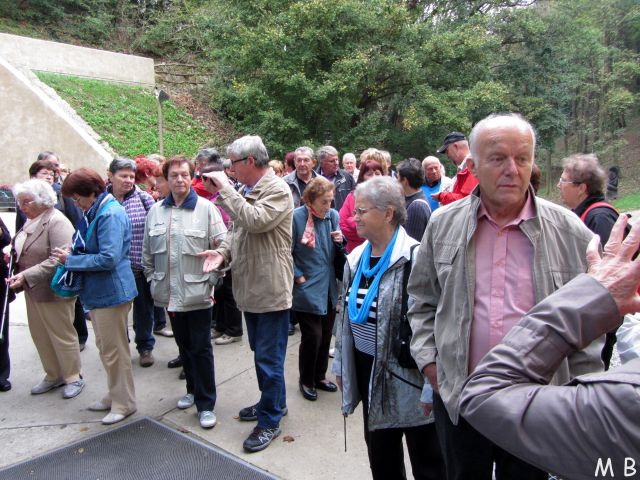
[408,186,603,424]
[331,227,432,430]
[460,274,640,480]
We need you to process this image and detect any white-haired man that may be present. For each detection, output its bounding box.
[408,113,603,480]
[421,156,453,212]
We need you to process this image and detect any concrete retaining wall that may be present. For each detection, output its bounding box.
[0,33,154,88]
[0,56,112,186]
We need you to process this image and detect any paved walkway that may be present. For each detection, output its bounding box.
[0,212,371,479]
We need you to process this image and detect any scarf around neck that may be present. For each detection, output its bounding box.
[300,205,326,249]
[348,227,399,324]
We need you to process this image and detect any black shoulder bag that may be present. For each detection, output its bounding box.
[392,245,418,369]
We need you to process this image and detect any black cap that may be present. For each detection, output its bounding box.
[437,132,466,154]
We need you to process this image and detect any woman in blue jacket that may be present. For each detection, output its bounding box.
[52,168,138,425]
[292,176,342,401]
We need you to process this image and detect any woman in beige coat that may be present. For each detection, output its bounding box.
[7,179,84,399]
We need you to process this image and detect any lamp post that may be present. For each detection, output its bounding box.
[155,88,170,156]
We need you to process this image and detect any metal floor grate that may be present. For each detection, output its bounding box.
[0,417,278,480]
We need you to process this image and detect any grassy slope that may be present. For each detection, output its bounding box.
[36,72,221,158]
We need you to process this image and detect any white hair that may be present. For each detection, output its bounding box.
[13,179,57,208]
[226,135,269,167]
[469,113,536,160]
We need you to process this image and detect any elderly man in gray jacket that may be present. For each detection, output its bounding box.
[408,113,604,480]
[200,135,294,454]
[460,215,640,480]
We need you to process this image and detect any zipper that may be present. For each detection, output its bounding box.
[388,370,422,390]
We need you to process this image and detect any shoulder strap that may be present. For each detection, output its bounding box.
[140,190,154,213]
[401,244,419,318]
[580,201,618,222]
[85,199,118,241]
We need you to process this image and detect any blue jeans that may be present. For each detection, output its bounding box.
[133,271,157,353]
[244,309,289,428]
[169,308,216,412]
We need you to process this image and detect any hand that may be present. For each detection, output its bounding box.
[3,253,10,265]
[331,230,343,244]
[7,273,24,290]
[335,375,342,391]
[422,362,439,393]
[201,171,230,193]
[51,246,69,264]
[295,276,306,284]
[422,402,433,416]
[197,250,224,273]
[430,193,440,201]
[586,215,640,315]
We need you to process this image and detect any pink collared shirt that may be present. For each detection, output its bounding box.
[469,193,536,373]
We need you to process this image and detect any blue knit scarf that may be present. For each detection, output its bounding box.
[348,227,399,324]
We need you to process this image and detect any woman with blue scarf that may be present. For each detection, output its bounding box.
[331,176,443,480]
[52,168,138,425]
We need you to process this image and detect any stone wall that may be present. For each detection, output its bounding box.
[155,62,210,92]
[0,33,155,88]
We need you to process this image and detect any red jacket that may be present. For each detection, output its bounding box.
[439,167,478,206]
[338,191,365,253]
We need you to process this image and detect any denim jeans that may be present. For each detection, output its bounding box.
[169,308,216,412]
[244,309,289,428]
[132,270,156,353]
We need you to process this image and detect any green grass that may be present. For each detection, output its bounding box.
[35,72,221,159]
[612,192,640,213]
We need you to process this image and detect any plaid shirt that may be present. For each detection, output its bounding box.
[109,185,155,270]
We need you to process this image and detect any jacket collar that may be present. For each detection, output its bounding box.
[163,188,198,209]
[346,226,418,271]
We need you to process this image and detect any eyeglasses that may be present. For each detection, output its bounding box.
[71,197,82,204]
[18,199,35,207]
[558,177,581,185]
[353,207,373,217]
[231,156,250,165]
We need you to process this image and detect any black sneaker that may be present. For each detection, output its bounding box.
[238,403,288,422]
[243,426,282,453]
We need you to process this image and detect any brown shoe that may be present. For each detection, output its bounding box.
[139,351,154,368]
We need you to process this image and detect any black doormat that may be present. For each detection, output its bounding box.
[0,417,279,480]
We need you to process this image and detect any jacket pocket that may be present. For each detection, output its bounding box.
[434,244,458,278]
[149,227,167,254]
[183,273,212,305]
[182,229,206,255]
[150,271,169,304]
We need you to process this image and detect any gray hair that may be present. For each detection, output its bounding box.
[562,153,606,196]
[222,158,232,169]
[355,176,407,226]
[469,113,537,160]
[226,135,269,167]
[109,157,137,174]
[316,145,338,163]
[422,156,441,168]
[195,148,221,166]
[343,153,356,163]
[13,179,57,208]
[146,154,165,165]
[294,146,315,160]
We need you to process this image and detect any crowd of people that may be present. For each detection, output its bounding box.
[0,112,638,479]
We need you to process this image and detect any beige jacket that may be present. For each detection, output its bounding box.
[215,170,294,313]
[17,208,75,303]
[408,187,603,423]
[461,274,640,480]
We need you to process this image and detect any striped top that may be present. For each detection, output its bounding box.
[346,257,380,357]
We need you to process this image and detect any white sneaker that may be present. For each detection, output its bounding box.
[199,410,217,429]
[177,393,195,409]
[62,379,85,399]
[88,400,111,411]
[31,378,64,395]
[215,334,242,345]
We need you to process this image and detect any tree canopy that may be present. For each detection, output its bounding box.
[2,0,639,167]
